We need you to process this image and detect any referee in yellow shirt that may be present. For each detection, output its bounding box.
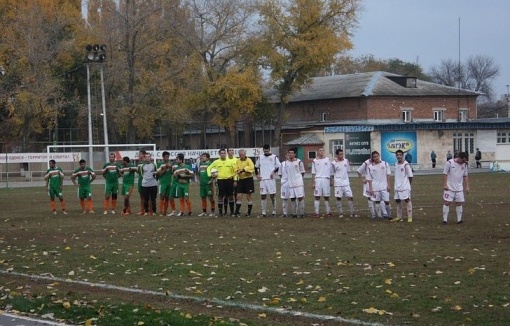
[207,149,237,216]
[234,149,255,217]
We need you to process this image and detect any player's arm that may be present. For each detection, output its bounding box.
[71,173,77,186]
[206,161,215,177]
[386,163,391,191]
[299,160,306,177]
[464,175,469,194]
[406,164,413,184]
[91,171,96,183]
[442,174,448,190]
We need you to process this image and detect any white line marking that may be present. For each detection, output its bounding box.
[1,270,384,326]
[0,312,74,325]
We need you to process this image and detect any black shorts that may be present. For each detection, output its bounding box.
[217,179,234,197]
[237,178,254,194]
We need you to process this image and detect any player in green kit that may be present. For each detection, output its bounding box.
[44,159,67,215]
[173,153,194,216]
[71,159,96,214]
[166,157,180,216]
[120,156,137,215]
[102,153,121,215]
[157,151,173,216]
[197,153,216,216]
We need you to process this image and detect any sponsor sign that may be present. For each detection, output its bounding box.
[2,153,80,164]
[345,132,371,164]
[381,132,417,164]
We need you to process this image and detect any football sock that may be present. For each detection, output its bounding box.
[282,199,288,215]
[112,199,117,210]
[218,203,223,214]
[235,203,241,215]
[406,201,413,219]
[50,200,56,211]
[60,199,66,211]
[336,199,343,215]
[368,200,375,218]
[229,200,235,214]
[375,202,382,218]
[169,199,176,211]
[261,199,267,214]
[314,200,320,214]
[201,198,207,212]
[159,198,164,213]
[456,206,463,222]
[179,198,185,212]
[396,202,403,219]
[247,203,253,215]
[103,199,109,211]
[442,205,450,221]
[349,201,355,216]
[80,199,85,210]
[186,199,191,213]
[88,198,93,211]
[324,201,331,214]
[299,200,305,216]
[385,203,391,218]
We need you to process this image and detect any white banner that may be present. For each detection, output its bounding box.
[1,153,81,164]
[115,148,267,161]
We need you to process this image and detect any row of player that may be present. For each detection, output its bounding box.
[44,146,470,224]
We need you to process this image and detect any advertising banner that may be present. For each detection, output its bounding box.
[2,153,80,164]
[381,132,417,164]
[345,132,371,164]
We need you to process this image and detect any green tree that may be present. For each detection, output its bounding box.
[0,0,83,150]
[257,0,360,147]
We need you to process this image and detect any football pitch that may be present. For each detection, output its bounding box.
[1,172,510,325]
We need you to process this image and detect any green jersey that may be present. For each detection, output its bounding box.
[45,167,64,187]
[198,161,212,186]
[120,163,136,185]
[103,161,120,184]
[174,164,193,184]
[157,161,173,186]
[72,167,95,187]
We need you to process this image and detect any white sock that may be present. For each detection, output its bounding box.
[385,203,391,218]
[368,200,375,218]
[406,201,413,219]
[349,201,355,215]
[456,205,463,222]
[282,199,288,215]
[375,202,382,218]
[261,199,267,215]
[336,199,343,215]
[324,201,331,214]
[380,202,387,217]
[299,200,305,215]
[442,205,449,221]
[314,200,320,214]
[396,202,403,219]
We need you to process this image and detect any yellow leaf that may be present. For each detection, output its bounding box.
[391,293,399,299]
[300,298,307,303]
[65,246,71,250]
[270,298,281,305]
[137,322,145,326]
[363,307,379,314]
[258,313,267,318]
[318,296,326,302]
[387,262,395,267]
[287,298,297,302]
[385,279,392,285]
[468,268,476,274]
[385,289,393,294]
[452,305,462,311]
[89,255,97,260]
[63,302,71,309]
[185,313,192,319]
[296,279,304,285]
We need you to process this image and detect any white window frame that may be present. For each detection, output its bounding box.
[497,131,509,144]
[401,110,412,122]
[321,112,328,122]
[433,109,444,122]
[330,139,343,154]
[459,109,468,122]
[308,151,316,159]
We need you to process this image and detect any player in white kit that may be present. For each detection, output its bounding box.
[255,144,281,217]
[392,149,413,222]
[279,152,290,217]
[442,151,470,224]
[312,147,333,218]
[331,148,357,217]
[366,151,391,219]
[357,157,376,218]
[286,148,306,218]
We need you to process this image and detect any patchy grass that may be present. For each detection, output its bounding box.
[1,173,510,325]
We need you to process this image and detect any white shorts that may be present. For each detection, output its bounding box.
[394,190,411,200]
[334,185,353,198]
[280,181,289,199]
[313,178,331,197]
[288,186,305,199]
[259,179,277,195]
[443,190,465,203]
[371,190,390,202]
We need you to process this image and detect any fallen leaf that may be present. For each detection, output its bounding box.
[318,296,326,302]
[258,313,267,318]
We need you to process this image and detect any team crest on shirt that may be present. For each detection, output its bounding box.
[401,168,404,172]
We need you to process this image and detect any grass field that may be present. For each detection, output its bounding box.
[1,172,510,325]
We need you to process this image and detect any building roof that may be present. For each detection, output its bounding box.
[284,133,324,146]
[267,71,480,103]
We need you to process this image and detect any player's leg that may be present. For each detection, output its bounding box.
[442,190,454,224]
[104,184,111,214]
[111,184,118,213]
[260,181,268,216]
[405,196,413,222]
[394,197,403,222]
[454,192,465,224]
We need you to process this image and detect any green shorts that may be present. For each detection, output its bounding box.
[48,185,63,199]
[159,184,172,197]
[77,186,92,199]
[200,183,214,198]
[175,182,189,198]
[121,183,134,196]
[104,182,118,196]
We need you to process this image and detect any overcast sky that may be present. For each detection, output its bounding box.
[349,0,510,98]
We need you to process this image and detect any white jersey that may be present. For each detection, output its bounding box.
[311,157,332,179]
[366,161,391,192]
[255,154,281,180]
[356,159,372,177]
[443,159,468,191]
[331,159,351,187]
[286,159,305,188]
[278,160,288,184]
[394,161,413,191]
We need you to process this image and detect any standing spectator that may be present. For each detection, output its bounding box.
[120,156,137,215]
[136,149,147,215]
[430,150,437,168]
[312,147,333,218]
[446,150,453,161]
[45,159,67,215]
[442,152,470,224]
[286,148,306,218]
[224,147,238,215]
[140,152,158,216]
[207,149,237,216]
[453,149,459,158]
[234,149,255,217]
[197,153,216,217]
[331,149,357,218]
[279,152,290,217]
[255,144,281,217]
[71,159,96,214]
[173,153,194,216]
[392,150,413,222]
[102,153,121,215]
[475,148,482,168]
[356,157,376,219]
[366,151,391,219]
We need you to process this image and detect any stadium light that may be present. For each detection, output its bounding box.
[85,44,109,162]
